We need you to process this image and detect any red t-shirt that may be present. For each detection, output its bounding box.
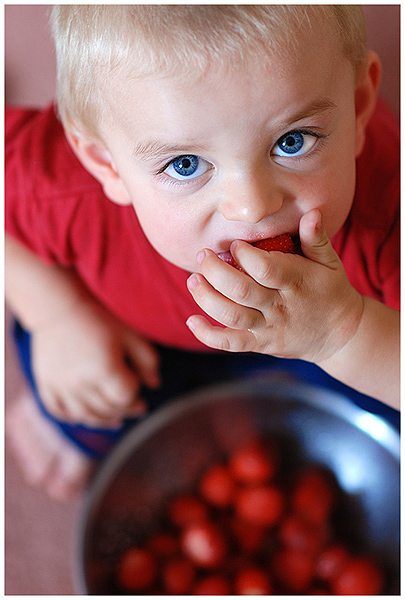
[5,101,400,352]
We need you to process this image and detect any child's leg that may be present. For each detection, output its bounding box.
[6,321,252,499]
[6,393,93,500]
[7,321,145,499]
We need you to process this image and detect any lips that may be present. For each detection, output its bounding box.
[217,250,235,263]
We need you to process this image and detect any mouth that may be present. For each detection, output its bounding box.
[217,250,236,263]
[217,233,301,262]
[217,233,300,267]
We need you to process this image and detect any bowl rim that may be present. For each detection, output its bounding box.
[73,374,400,594]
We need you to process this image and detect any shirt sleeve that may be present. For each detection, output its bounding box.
[6,107,58,263]
[5,106,99,268]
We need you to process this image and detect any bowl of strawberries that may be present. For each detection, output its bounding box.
[75,374,399,595]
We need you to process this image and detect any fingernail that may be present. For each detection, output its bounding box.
[187,274,199,291]
[196,250,206,265]
[186,317,196,331]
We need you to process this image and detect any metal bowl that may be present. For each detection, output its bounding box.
[74,374,400,594]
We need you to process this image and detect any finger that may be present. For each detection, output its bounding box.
[299,209,341,269]
[40,388,72,422]
[124,333,161,389]
[123,400,149,419]
[46,390,117,427]
[96,381,148,419]
[187,272,265,330]
[230,241,301,292]
[195,248,277,310]
[186,314,257,352]
[80,387,141,424]
[41,377,144,426]
[99,365,141,408]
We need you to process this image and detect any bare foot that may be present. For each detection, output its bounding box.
[6,394,93,500]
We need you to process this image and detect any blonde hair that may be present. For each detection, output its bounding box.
[51,5,367,137]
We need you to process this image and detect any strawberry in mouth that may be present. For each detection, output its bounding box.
[218,233,299,270]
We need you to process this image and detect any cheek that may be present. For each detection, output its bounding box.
[133,200,203,270]
[319,163,356,237]
[315,114,357,236]
[296,159,356,239]
[111,158,209,269]
[138,206,180,247]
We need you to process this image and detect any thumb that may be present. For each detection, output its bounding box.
[123,332,161,389]
[299,209,340,269]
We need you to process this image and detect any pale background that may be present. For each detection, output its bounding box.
[4,5,400,595]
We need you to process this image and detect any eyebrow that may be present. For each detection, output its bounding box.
[285,98,337,126]
[131,139,209,162]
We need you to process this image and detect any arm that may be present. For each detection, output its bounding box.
[317,296,399,409]
[186,210,399,410]
[5,233,91,332]
[5,234,160,426]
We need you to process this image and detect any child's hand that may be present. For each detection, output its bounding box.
[31,299,160,428]
[186,209,364,365]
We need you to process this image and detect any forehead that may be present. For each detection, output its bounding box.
[105,19,345,133]
[125,6,341,79]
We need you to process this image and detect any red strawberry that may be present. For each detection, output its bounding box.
[254,234,296,253]
[181,522,227,568]
[219,233,297,270]
[117,547,157,592]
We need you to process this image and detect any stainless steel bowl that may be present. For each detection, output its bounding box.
[75,374,400,594]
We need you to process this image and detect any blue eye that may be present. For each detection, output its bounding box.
[273,130,318,158]
[278,132,304,154]
[172,155,198,176]
[164,155,211,181]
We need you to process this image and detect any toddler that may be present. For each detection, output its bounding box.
[5,6,399,499]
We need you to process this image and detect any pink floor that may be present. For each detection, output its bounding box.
[5,310,82,594]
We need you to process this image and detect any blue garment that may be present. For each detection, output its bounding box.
[13,320,399,460]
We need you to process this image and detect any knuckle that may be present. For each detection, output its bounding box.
[41,389,63,416]
[89,401,115,419]
[231,277,252,303]
[220,306,246,329]
[47,404,66,421]
[104,376,136,405]
[215,335,232,351]
[255,256,276,284]
[215,330,252,353]
[202,327,233,352]
[314,233,330,249]
[191,317,253,353]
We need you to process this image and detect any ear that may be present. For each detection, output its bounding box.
[354,50,382,157]
[65,131,132,205]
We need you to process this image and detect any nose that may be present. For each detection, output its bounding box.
[219,171,284,223]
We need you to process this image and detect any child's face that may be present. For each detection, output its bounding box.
[99,28,361,273]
